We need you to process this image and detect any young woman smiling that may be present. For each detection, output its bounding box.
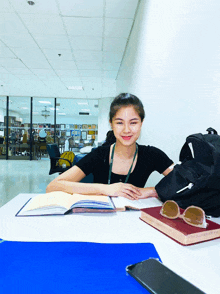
[46,93,174,200]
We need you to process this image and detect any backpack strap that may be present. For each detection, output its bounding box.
[206,127,218,135]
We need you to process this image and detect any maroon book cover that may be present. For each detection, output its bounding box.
[140,206,220,245]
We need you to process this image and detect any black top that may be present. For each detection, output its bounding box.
[76,144,173,188]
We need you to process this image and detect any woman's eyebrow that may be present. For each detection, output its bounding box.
[114,117,139,121]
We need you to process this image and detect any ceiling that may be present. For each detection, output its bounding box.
[0,0,139,100]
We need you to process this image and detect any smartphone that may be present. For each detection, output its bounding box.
[126,258,205,294]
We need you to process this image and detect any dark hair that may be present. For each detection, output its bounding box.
[102,130,116,146]
[109,93,145,122]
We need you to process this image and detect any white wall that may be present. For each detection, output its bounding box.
[117,0,220,186]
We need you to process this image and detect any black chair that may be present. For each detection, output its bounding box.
[59,137,65,154]
[73,154,94,183]
[68,137,75,151]
[46,144,73,175]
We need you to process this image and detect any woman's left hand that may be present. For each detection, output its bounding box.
[137,187,158,199]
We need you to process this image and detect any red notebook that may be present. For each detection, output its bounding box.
[140,206,220,246]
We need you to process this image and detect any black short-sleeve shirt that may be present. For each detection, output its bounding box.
[75,144,173,188]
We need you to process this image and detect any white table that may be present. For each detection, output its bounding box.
[1,193,220,294]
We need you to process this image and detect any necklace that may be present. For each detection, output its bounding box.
[108,143,138,184]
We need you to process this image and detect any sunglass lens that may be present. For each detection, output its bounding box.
[184,207,204,226]
[161,201,179,218]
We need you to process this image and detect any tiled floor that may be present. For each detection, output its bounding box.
[0,159,57,208]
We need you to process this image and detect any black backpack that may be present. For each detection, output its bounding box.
[155,128,220,217]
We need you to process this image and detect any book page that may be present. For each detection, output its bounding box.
[22,192,112,212]
[112,197,147,210]
[22,192,76,212]
[70,194,113,209]
[112,197,162,211]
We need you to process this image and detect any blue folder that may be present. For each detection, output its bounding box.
[0,240,161,294]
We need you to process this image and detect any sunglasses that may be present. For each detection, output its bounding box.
[160,200,208,229]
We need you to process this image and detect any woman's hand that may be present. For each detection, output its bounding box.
[104,183,141,200]
[136,187,158,199]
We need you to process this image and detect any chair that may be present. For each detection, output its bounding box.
[22,134,27,144]
[46,136,54,144]
[59,137,65,154]
[73,154,94,183]
[46,144,73,175]
[37,137,47,158]
[47,144,94,183]
[68,137,75,151]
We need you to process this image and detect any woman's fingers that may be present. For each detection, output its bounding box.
[124,184,141,196]
[119,185,140,200]
[119,192,137,200]
[107,183,141,199]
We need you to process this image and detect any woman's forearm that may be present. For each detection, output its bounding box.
[46,179,107,195]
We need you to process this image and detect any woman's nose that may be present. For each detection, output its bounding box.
[123,123,130,132]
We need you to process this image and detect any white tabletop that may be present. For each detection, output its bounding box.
[1,193,220,294]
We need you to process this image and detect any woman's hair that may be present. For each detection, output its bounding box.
[109,93,145,122]
[102,130,116,146]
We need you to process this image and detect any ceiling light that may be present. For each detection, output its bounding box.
[50,107,59,111]
[41,106,50,120]
[20,107,28,109]
[67,86,84,90]
[39,101,51,104]
[3,99,12,103]
[79,112,89,115]
[27,1,35,5]
[58,113,66,115]
[81,109,90,112]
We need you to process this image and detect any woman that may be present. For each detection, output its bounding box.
[46,93,174,200]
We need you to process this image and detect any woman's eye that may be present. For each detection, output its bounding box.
[131,122,137,125]
[116,122,123,124]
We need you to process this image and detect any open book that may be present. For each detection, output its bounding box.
[16,192,161,216]
[113,196,162,211]
[16,192,116,216]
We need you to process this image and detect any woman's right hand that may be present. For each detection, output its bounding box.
[103,183,141,200]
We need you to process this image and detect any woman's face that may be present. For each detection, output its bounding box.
[110,106,143,147]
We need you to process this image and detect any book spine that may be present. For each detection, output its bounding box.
[140,212,187,245]
[116,207,126,211]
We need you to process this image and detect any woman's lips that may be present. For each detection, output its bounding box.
[122,136,132,140]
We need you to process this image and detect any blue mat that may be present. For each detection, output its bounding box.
[0,240,161,293]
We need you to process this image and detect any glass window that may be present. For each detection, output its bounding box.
[56,98,98,153]
[0,96,99,160]
[0,97,6,159]
[33,98,54,159]
[8,96,30,159]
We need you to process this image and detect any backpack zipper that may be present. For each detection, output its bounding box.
[176,183,194,193]
[188,142,195,158]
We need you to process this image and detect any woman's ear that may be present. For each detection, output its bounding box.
[109,120,112,129]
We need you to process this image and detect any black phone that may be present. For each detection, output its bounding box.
[126,258,205,294]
